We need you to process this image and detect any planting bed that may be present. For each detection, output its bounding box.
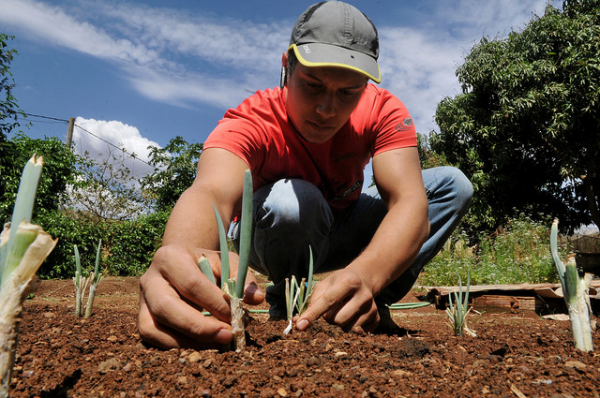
[10,276,600,397]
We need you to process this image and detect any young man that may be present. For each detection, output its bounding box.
[138,1,472,349]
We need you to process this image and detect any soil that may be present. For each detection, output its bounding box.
[9,276,600,398]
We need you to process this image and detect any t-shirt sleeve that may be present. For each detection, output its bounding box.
[204,116,261,169]
[368,89,418,156]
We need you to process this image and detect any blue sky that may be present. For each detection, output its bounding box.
[1,0,555,181]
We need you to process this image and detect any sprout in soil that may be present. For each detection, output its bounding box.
[73,240,104,318]
[0,155,57,397]
[550,219,594,352]
[199,169,253,352]
[283,246,315,335]
[446,272,476,337]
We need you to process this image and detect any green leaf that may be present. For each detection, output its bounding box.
[235,170,253,299]
[198,255,216,285]
[212,204,229,289]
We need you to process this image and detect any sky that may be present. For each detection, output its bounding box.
[0,0,557,183]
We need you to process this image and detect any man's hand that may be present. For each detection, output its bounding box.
[295,268,379,333]
[138,244,264,349]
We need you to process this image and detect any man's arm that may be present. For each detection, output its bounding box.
[138,148,265,349]
[297,146,429,332]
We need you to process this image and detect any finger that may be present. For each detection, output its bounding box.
[243,280,265,305]
[296,281,351,330]
[138,293,228,350]
[346,302,380,333]
[324,290,376,329]
[140,267,233,345]
[159,247,232,323]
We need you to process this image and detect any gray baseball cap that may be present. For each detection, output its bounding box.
[288,1,381,83]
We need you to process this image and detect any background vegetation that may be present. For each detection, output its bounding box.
[1,0,599,284]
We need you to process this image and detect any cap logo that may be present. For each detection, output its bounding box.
[302,44,312,54]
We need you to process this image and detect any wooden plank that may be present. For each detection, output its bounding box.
[423,280,599,297]
[471,295,541,311]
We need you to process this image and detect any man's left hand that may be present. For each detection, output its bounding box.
[295,268,380,333]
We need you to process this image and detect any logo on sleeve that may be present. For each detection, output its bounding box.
[396,118,413,131]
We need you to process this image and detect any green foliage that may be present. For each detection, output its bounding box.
[0,33,24,140]
[142,136,203,212]
[34,210,169,279]
[60,147,150,221]
[1,134,82,224]
[431,1,600,234]
[103,211,169,276]
[420,214,560,286]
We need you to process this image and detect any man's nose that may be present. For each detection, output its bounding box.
[316,92,336,118]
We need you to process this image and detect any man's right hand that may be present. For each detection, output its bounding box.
[137,244,264,349]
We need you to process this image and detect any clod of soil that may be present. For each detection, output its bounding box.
[10,277,600,397]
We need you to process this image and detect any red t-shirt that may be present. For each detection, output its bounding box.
[204,84,417,214]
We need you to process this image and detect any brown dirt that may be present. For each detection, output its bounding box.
[9,276,600,398]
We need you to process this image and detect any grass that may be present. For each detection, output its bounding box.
[419,215,562,287]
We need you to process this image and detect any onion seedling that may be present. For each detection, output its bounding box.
[550,219,593,352]
[73,240,104,318]
[283,246,314,334]
[199,169,253,352]
[85,240,104,318]
[0,155,57,397]
[73,245,91,318]
[446,273,476,337]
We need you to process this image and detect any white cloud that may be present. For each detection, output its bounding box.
[0,0,286,110]
[72,117,159,179]
[376,0,554,135]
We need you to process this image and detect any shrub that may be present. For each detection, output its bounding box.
[420,214,560,286]
[33,210,169,278]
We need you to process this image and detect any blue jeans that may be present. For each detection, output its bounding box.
[230,166,473,318]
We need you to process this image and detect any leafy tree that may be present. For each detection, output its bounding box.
[431,0,600,234]
[1,134,82,223]
[60,146,151,221]
[0,33,23,140]
[142,136,203,212]
[1,33,28,217]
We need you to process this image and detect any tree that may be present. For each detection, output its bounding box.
[0,33,23,140]
[60,146,151,221]
[141,136,203,212]
[431,0,600,234]
[0,134,83,223]
[1,33,27,217]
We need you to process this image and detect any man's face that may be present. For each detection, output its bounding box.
[285,59,368,144]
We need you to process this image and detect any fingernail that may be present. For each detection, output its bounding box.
[296,319,309,330]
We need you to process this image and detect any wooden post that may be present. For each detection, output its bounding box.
[66,117,75,147]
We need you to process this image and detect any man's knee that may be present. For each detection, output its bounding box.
[257,179,332,231]
[425,166,473,208]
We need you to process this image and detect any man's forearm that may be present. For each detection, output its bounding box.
[346,197,429,296]
[162,185,223,251]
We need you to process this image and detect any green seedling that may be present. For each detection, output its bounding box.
[73,245,91,318]
[73,240,104,318]
[550,219,593,352]
[198,169,253,352]
[0,155,57,397]
[85,240,104,318]
[283,246,315,335]
[446,272,476,337]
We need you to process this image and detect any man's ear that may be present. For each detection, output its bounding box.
[281,52,289,69]
[280,52,288,88]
